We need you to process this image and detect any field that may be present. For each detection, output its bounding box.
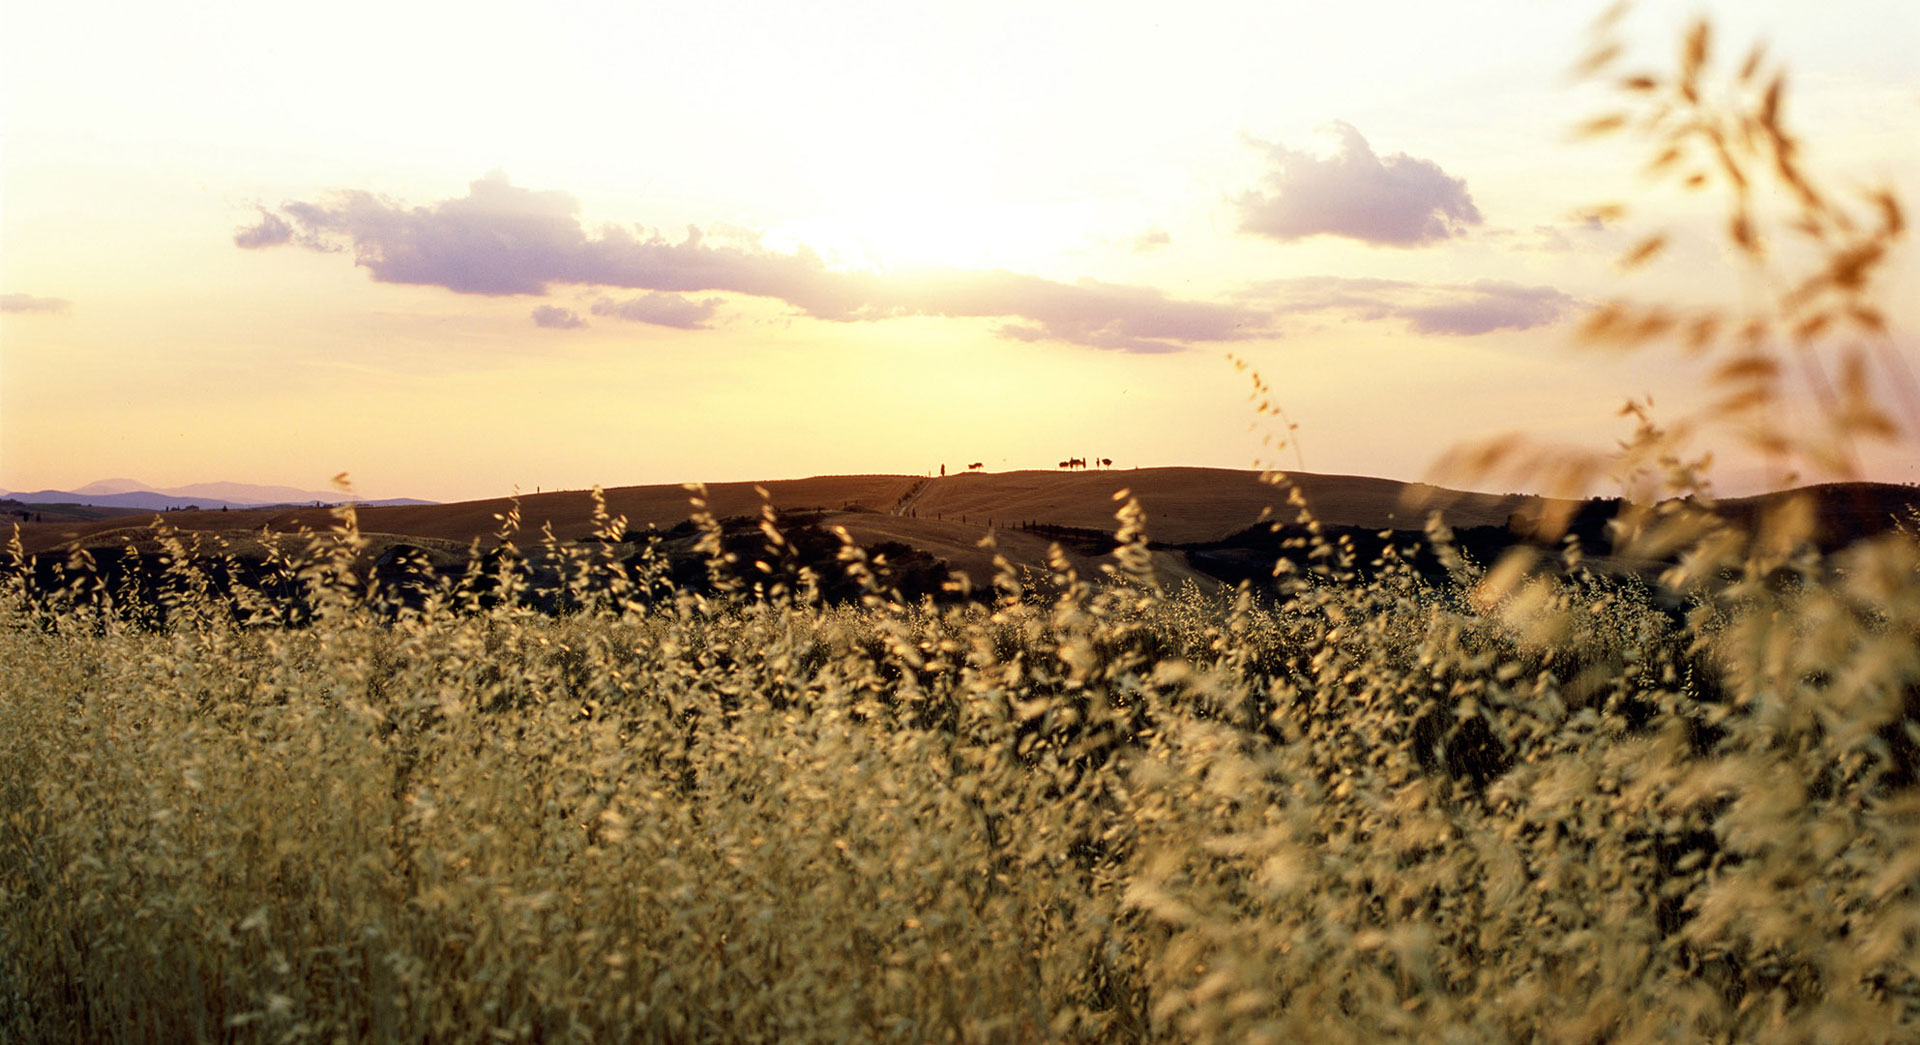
[5,466,1527,548]
[5,13,1919,1044]
[16,465,1916,601]
[3,476,1919,1043]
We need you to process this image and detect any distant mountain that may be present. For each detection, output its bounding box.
[75,478,157,495]
[0,480,436,511]
[1,490,283,511]
[164,481,353,504]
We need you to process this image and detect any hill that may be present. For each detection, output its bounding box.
[1,499,152,526]
[9,468,1916,596]
[898,467,1533,543]
[7,469,1467,558]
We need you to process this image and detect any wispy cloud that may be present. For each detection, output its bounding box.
[236,173,1264,353]
[1131,228,1172,253]
[1235,123,1483,247]
[1481,216,1621,253]
[0,293,73,315]
[530,304,587,329]
[591,293,723,330]
[1248,276,1577,336]
[874,268,1256,354]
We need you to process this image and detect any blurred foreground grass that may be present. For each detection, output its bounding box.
[5,7,1919,1042]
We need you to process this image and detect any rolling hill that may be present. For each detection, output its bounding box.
[8,469,1482,557]
[8,468,1916,595]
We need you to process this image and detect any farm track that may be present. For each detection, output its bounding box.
[890,477,932,517]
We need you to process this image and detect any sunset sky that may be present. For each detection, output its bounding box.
[3,0,1916,502]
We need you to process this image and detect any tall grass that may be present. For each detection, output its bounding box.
[3,9,1917,1043]
[5,473,1918,1042]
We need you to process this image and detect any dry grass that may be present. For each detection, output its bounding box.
[3,8,1917,1043]
[3,471,1918,1042]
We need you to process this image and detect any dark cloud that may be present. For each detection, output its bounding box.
[1236,123,1483,247]
[590,293,723,330]
[0,293,72,315]
[1250,276,1576,336]
[236,173,1264,353]
[530,305,587,329]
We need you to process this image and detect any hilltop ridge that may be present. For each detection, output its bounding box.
[10,467,1916,600]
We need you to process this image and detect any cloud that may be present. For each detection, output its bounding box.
[873,268,1255,353]
[1250,276,1577,336]
[1481,224,1576,253]
[590,293,722,330]
[1235,123,1483,246]
[1131,228,1172,252]
[233,209,294,249]
[0,293,72,315]
[1480,217,1623,254]
[530,305,587,329]
[236,172,1265,352]
[1398,283,1574,336]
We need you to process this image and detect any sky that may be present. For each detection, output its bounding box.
[3,0,1916,503]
